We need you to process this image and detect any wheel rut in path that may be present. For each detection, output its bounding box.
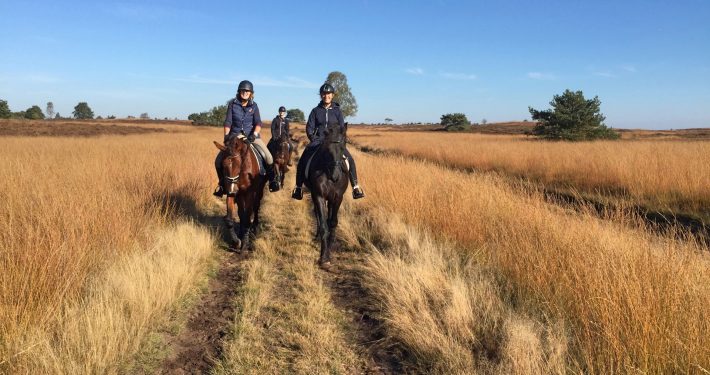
[157,249,246,374]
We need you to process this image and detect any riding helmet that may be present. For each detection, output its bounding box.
[279,106,286,112]
[319,83,335,95]
[237,80,254,92]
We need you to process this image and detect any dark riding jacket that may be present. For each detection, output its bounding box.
[270,116,290,140]
[224,99,262,138]
[306,102,344,146]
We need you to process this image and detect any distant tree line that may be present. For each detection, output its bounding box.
[0,99,100,120]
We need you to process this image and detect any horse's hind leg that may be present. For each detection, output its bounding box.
[252,187,265,236]
[313,194,329,265]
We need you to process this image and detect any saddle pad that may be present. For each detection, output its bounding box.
[249,144,267,176]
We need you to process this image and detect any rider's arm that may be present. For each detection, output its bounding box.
[306,109,316,141]
[223,101,233,136]
[252,104,262,137]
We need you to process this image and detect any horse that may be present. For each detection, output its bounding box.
[213,134,266,252]
[267,133,293,189]
[304,124,349,268]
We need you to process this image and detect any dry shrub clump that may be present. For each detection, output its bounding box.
[352,208,566,374]
[352,149,710,373]
[0,129,219,371]
[349,131,710,216]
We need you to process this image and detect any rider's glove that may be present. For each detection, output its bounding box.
[247,132,256,142]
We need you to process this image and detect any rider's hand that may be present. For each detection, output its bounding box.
[247,132,256,142]
[223,134,230,143]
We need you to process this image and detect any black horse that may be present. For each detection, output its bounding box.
[304,124,349,268]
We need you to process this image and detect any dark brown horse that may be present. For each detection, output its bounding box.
[304,124,349,268]
[214,135,266,251]
[267,133,293,189]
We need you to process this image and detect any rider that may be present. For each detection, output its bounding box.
[291,83,365,200]
[269,106,292,165]
[213,80,280,197]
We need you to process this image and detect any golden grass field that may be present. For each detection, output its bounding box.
[1,119,708,374]
[348,128,710,220]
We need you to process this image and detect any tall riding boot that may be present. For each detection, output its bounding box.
[267,164,280,192]
[345,153,365,199]
[291,155,306,200]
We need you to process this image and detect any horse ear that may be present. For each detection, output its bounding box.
[214,141,226,151]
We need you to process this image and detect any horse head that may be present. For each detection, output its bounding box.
[214,135,251,194]
[323,125,346,182]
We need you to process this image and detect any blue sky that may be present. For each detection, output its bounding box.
[1,0,708,128]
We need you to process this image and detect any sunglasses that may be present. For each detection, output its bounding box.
[238,89,252,93]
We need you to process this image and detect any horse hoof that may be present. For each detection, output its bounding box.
[319,261,332,270]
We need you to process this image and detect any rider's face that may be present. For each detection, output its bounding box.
[239,90,251,101]
[321,92,334,105]
[279,111,286,118]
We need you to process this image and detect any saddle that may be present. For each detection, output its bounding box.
[304,151,349,179]
[235,134,266,176]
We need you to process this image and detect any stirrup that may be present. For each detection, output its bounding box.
[352,185,365,199]
[213,185,224,198]
[269,179,281,192]
[291,186,303,200]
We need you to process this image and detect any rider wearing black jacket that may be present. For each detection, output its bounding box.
[291,83,365,200]
[270,106,290,140]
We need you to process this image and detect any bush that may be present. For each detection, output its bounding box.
[73,102,94,119]
[24,106,45,120]
[188,104,227,126]
[0,100,10,119]
[441,113,471,132]
[286,108,305,122]
[529,89,619,141]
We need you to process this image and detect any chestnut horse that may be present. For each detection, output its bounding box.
[267,133,293,189]
[304,124,349,268]
[214,135,266,251]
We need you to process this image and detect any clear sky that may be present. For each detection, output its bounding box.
[1,0,708,128]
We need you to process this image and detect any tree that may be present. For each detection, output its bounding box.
[140,112,149,119]
[73,102,94,119]
[24,105,45,120]
[325,71,358,118]
[385,118,393,124]
[46,102,55,120]
[55,113,61,119]
[440,113,470,131]
[286,108,305,122]
[529,89,618,141]
[481,118,487,125]
[0,100,10,119]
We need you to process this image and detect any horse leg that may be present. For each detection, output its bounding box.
[238,196,251,252]
[313,194,329,266]
[225,195,241,250]
[325,195,343,262]
[252,184,265,236]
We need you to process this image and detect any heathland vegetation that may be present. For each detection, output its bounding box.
[1,118,708,373]
[349,129,710,221]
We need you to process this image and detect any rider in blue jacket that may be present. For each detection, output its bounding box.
[214,80,280,197]
[291,83,365,200]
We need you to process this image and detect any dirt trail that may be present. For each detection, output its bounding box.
[156,250,246,374]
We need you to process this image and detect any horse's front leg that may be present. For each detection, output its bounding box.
[326,194,343,260]
[238,196,252,252]
[225,195,241,249]
[312,194,330,267]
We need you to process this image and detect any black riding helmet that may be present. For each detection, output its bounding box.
[279,106,286,112]
[319,83,335,95]
[237,80,253,92]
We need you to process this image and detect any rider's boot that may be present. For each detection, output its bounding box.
[267,165,280,192]
[348,167,365,199]
[291,186,303,200]
[213,184,225,198]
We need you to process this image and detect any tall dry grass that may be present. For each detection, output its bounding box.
[351,149,710,373]
[0,129,221,372]
[350,130,710,217]
[348,207,567,374]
